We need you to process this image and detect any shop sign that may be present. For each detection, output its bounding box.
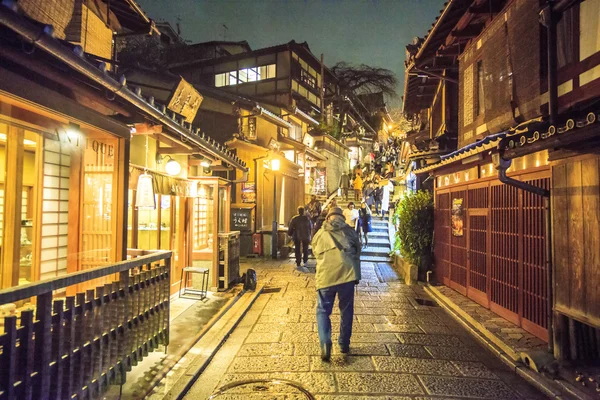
[231,208,252,231]
[268,137,280,152]
[167,78,203,123]
[247,117,257,140]
[451,198,464,237]
[241,182,256,203]
[54,128,114,157]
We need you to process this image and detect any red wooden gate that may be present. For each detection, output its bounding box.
[434,172,550,341]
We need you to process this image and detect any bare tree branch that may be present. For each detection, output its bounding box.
[331,62,398,98]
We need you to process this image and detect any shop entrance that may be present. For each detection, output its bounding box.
[434,171,550,341]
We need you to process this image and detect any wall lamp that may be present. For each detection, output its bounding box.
[156,154,181,176]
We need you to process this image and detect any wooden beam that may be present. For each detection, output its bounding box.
[134,123,162,135]
[2,126,24,288]
[451,23,485,38]
[156,147,197,155]
[152,133,194,150]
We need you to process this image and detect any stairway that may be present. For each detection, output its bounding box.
[333,196,392,263]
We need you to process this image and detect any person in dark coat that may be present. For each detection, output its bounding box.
[288,207,312,267]
[373,186,383,217]
[357,202,373,248]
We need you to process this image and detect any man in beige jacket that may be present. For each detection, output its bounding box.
[311,207,361,361]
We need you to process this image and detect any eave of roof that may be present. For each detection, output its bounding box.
[413,131,507,174]
[0,4,247,171]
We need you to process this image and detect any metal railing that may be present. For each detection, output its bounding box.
[0,250,172,400]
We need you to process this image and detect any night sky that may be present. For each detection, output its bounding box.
[136,0,447,108]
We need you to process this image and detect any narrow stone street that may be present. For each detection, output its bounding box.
[183,222,546,399]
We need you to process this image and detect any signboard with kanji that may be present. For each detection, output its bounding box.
[231,208,252,231]
[167,78,203,123]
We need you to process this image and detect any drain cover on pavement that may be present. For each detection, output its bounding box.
[415,298,439,307]
[262,287,282,293]
[209,379,315,399]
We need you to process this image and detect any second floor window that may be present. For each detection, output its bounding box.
[301,68,317,89]
[476,60,485,116]
[215,64,276,87]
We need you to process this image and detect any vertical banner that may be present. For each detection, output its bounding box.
[311,167,326,195]
[451,198,464,237]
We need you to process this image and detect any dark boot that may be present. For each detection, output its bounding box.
[320,342,332,361]
[339,343,350,354]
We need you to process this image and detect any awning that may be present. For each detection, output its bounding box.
[279,135,306,150]
[292,106,320,126]
[305,147,327,161]
[130,164,195,197]
[254,106,293,129]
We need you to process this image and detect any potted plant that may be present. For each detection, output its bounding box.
[394,190,434,282]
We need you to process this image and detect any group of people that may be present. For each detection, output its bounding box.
[338,169,393,218]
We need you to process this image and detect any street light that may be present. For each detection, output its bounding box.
[271,158,280,259]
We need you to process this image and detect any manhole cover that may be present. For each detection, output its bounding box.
[415,298,439,307]
[209,379,315,399]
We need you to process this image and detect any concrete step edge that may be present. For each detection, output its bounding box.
[152,286,264,399]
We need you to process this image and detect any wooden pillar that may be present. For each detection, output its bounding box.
[117,138,130,261]
[2,126,24,288]
[212,181,219,289]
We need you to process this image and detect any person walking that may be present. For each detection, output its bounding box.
[343,202,359,229]
[357,202,373,248]
[381,180,394,218]
[352,174,363,201]
[373,185,383,217]
[306,195,322,233]
[311,207,361,361]
[288,207,312,268]
[339,172,350,201]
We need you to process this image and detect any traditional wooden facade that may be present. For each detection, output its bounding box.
[406,0,600,357]
[0,1,246,295]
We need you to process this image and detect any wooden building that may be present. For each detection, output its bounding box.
[0,1,246,294]
[404,0,600,358]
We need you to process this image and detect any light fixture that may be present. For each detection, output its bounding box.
[137,134,156,209]
[387,123,394,130]
[0,133,37,147]
[157,154,182,176]
[199,157,211,168]
[165,158,181,175]
[271,158,281,171]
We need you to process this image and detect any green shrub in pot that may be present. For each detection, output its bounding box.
[395,190,434,279]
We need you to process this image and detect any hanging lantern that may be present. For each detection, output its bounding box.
[136,172,155,208]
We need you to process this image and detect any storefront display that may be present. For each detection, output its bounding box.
[0,119,125,289]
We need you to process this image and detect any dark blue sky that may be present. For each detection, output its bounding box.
[136,0,446,107]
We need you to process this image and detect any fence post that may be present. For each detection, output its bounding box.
[1,316,17,399]
[20,309,35,400]
[33,292,53,399]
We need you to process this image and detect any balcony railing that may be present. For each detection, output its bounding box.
[0,250,172,400]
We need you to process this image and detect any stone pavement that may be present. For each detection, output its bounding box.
[183,257,546,399]
[429,285,547,354]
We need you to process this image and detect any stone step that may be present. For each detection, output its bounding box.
[363,241,390,248]
[360,255,392,262]
[367,238,391,245]
[369,231,390,238]
[362,247,391,256]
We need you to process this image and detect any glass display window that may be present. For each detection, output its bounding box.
[193,184,213,250]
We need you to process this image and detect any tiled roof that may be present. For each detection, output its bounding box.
[0,3,247,171]
[413,131,507,174]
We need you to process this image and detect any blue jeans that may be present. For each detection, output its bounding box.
[316,281,355,346]
[374,200,382,215]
